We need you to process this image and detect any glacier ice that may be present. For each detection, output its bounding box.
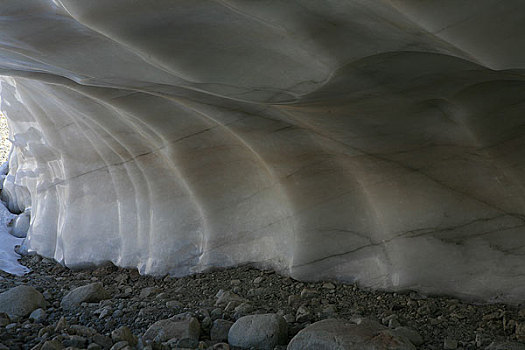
[1,0,525,302]
[7,209,30,239]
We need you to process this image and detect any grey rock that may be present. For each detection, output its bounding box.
[233,302,253,319]
[475,333,492,347]
[0,313,10,327]
[283,313,296,323]
[38,326,53,337]
[382,314,399,328]
[211,308,223,319]
[54,316,67,332]
[165,338,180,348]
[155,292,168,300]
[63,335,88,348]
[517,323,525,341]
[0,285,46,318]
[201,316,212,330]
[388,318,401,328]
[112,309,123,318]
[295,305,311,323]
[288,295,301,307]
[61,283,110,310]
[228,313,288,350]
[486,341,525,350]
[392,327,423,346]
[215,290,246,307]
[114,274,128,284]
[300,288,318,298]
[176,337,199,348]
[212,344,230,350]
[247,287,265,297]
[143,316,200,343]
[210,319,234,342]
[287,318,416,350]
[70,325,97,337]
[98,306,112,318]
[165,300,182,308]
[111,326,137,346]
[92,333,113,349]
[225,300,243,312]
[322,282,335,289]
[41,340,64,350]
[29,308,47,322]
[43,290,52,300]
[320,304,336,318]
[444,337,458,349]
[110,341,130,350]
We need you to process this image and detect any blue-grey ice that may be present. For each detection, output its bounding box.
[0,200,29,276]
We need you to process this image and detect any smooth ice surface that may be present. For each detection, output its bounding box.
[1,0,525,301]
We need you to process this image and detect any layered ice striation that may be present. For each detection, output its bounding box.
[1,0,525,302]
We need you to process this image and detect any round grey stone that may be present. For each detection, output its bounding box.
[0,285,46,318]
[61,282,110,310]
[288,318,416,350]
[228,313,288,350]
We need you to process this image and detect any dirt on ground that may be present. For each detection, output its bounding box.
[0,113,10,163]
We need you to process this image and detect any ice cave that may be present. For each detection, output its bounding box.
[2,0,525,304]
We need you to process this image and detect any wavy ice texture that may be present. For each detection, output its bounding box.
[1,0,525,302]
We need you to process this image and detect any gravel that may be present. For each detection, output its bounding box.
[0,255,525,349]
[0,114,10,163]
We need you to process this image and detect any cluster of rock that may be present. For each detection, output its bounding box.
[1,256,525,349]
[0,283,416,349]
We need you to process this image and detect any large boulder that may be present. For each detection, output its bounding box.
[61,282,110,310]
[228,313,288,350]
[287,318,416,350]
[0,285,46,318]
[0,285,46,319]
[143,314,200,343]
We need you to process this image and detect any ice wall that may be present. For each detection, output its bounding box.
[1,0,525,302]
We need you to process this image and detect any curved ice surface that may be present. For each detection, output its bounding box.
[1,1,525,301]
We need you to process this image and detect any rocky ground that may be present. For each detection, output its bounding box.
[0,114,9,163]
[0,256,525,349]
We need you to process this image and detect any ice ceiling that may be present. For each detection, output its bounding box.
[1,0,525,302]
